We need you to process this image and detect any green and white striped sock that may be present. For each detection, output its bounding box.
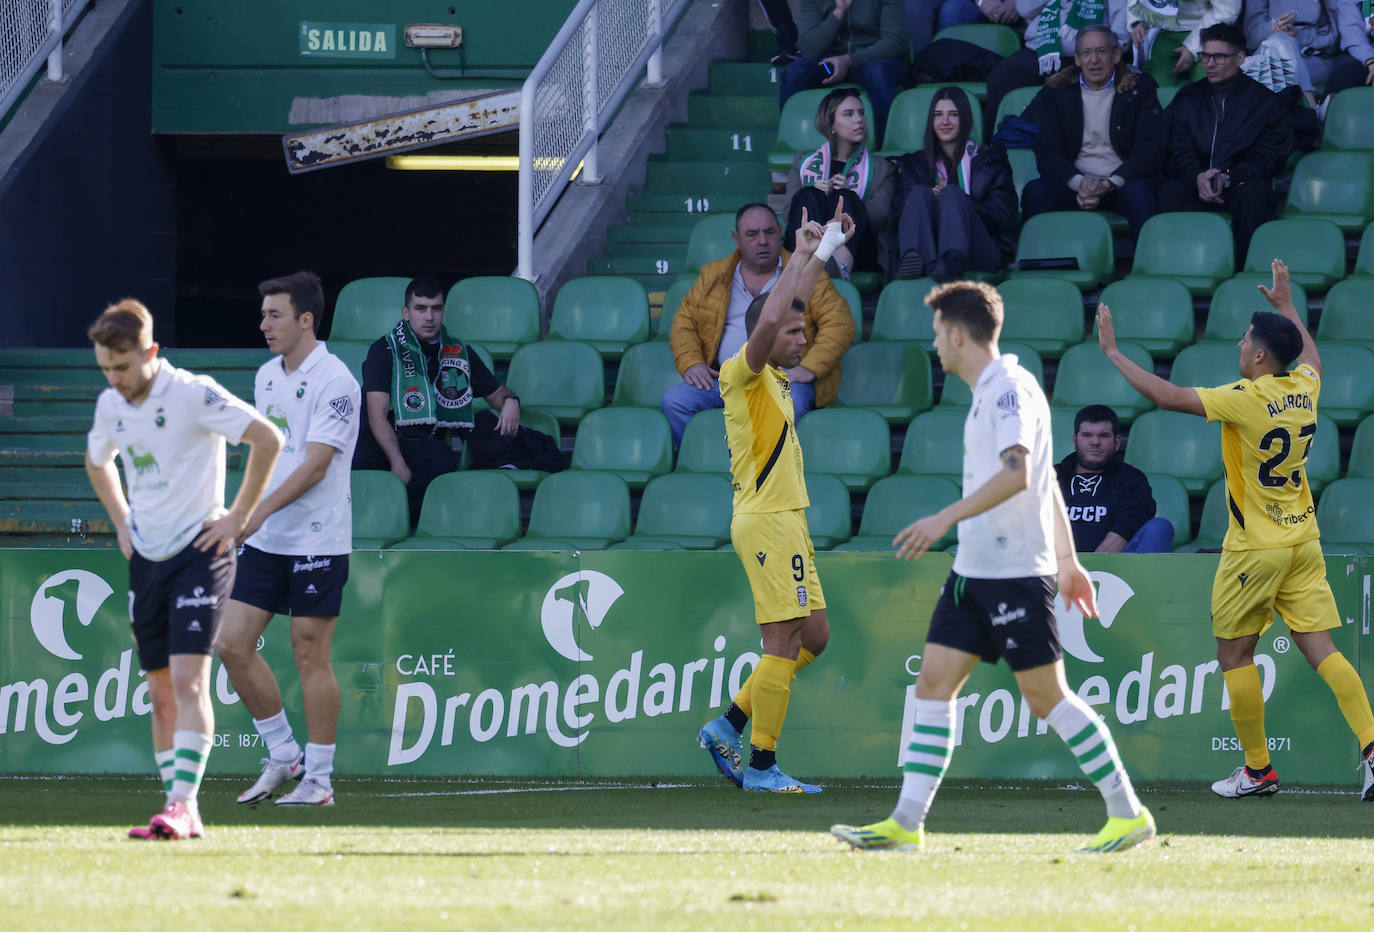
[1047,693,1141,819]
[155,748,176,796]
[168,730,213,806]
[891,698,956,831]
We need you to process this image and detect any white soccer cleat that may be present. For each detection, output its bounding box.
[1360,748,1374,802]
[275,775,335,806]
[237,754,305,805]
[1211,764,1279,798]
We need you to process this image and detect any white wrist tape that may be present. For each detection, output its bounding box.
[814,221,846,262]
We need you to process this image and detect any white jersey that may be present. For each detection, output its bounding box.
[87,358,256,561]
[246,342,360,557]
[952,354,1058,580]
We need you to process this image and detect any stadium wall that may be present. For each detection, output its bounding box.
[1,550,1370,782]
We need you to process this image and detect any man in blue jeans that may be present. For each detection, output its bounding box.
[782,0,910,144]
[1054,404,1174,553]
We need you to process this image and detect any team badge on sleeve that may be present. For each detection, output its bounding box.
[329,396,354,420]
[204,387,224,407]
[996,390,1019,412]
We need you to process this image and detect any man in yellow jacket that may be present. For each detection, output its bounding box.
[663,202,855,448]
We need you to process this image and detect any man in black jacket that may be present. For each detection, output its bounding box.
[1054,405,1174,553]
[1020,25,1163,239]
[1157,22,1292,264]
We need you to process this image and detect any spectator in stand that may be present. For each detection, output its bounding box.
[984,0,1130,133]
[1242,0,1374,102]
[782,0,909,145]
[662,202,855,449]
[760,0,802,65]
[890,86,1019,281]
[785,88,897,281]
[905,0,1025,58]
[1054,404,1175,552]
[1021,25,1163,238]
[1129,0,1239,87]
[1158,22,1291,263]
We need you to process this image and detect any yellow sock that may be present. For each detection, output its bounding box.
[793,648,816,680]
[1316,653,1374,751]
[747,654,795,752]
[731,649,814,722]
[1223,665,1270,771]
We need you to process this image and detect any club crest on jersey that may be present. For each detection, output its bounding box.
[796,586,807,607]
[296,381,307,399]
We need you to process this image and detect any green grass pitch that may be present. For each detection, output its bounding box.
[2,774,1371,930]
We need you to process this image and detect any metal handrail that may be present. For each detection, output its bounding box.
[1,0,93,124]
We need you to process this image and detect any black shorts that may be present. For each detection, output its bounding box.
[229,545,349,618]
[129,542,235,671]
[926,572,1061,672]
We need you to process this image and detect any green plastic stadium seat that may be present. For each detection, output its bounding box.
[1050,407,1077,462]
[444,276,542,360]
[472,407,561,492]
[1241,219,1345,292]
[831,474,962,551]
[657,277,695,339]
[388,471,521,550]
[1144,472,1192,550]
[769,88,876,173]
[1006,147,1039,199]
[881,86,985,154]
[872,278,938,345]
[832,277,865,343]
[1168,343,1243,390]
[1314,279,1374,351]
[993,85,1042,130]
[940,342,1043,407]
[1321,87,1374,152]
[1358,223,1374,279]
[1281,151,1374,232]
[897,408,967,482]
[797,407,892,492]
[1314,478,1374,553]
[833,341,934,422]
[350,470,410,548]
[1305,413,1341,496]
[330,277,408,342]
[1348,415,1374,478]
[505,341,605,425]
[328,340,371,386]
[684,214,741,274]
[1051,341,1155,425]
[503,470,631,550]
[613,473,733,549]
[1124,410,1223,496]
[1173,479,1226,552]
[804,472,853,550]
[1129,212,1234,295]
[933,23,1021,57]
[548,277,650,359]
[570,407,673,489]
[1202,276,1309,345]
[1156,85,1182,110]
[997,278,1085,357]
[613,341,680,407]
[675,408,730,474]
[1010,212,1114,290]
[1314,344,1374,427]
[1096,278,1195,358]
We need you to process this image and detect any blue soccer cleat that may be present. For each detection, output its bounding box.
[697,716,744,787]
[742,764,822,794]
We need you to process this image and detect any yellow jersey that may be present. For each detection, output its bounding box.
[720,344,808,514]
[1194,363,1321,550]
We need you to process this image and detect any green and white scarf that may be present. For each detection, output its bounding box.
[1035,0,1107,74]
[937,141,978,195]
[798,144,873,199]
[386,319,475,429]
[1128,0,1180,30]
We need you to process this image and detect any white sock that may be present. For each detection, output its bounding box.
[253,709,302,765]
[155,748,175,797]
[168,730,213,807]
[1045,693,1141,819]
[304,742,335,787]
[890,698,956,831]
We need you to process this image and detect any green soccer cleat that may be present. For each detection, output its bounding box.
[1077,806,1156,853]
[830,817,925,852]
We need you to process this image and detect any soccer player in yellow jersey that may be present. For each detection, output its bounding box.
[1098,259,1374,800]
[696,201,852,794]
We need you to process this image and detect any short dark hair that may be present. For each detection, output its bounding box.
[734,202,776,231]
[258,271,324,331]
[744,292,805,336]
[925,281,1002,346]
[404,276,445,306]
[88,299,154,351]
[1074,404,1121,435]
[1249,312,1303,371]
[1199,22,1245,51]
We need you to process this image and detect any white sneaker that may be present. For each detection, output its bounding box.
[1211,764,1279,798]
[237,754,305,805]
[275,775,335,806]
[1360,749,1374,802]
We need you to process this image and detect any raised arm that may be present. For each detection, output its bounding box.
[1257,258,1320,376]
[1096,304,1206,416]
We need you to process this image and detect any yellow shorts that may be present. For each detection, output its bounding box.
[732,510,825,625]
[1211,538,1339,639]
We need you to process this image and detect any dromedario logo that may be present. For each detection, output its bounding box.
[29,570,113,661]
[539,571,624,661]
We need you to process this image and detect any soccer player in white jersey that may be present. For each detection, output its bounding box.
[831,281,1155,854]
[215,272,361,807]
[85,299,284,840]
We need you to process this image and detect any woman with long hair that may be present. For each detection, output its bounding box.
[891,86,1018,282]
[784,87,895,280]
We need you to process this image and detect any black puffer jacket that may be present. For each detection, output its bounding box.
[1034,66,1164,185]
[1163,73,1292,186]
[891,143,1020,263]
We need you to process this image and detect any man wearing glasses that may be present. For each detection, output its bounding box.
[1157,22,1292,262]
